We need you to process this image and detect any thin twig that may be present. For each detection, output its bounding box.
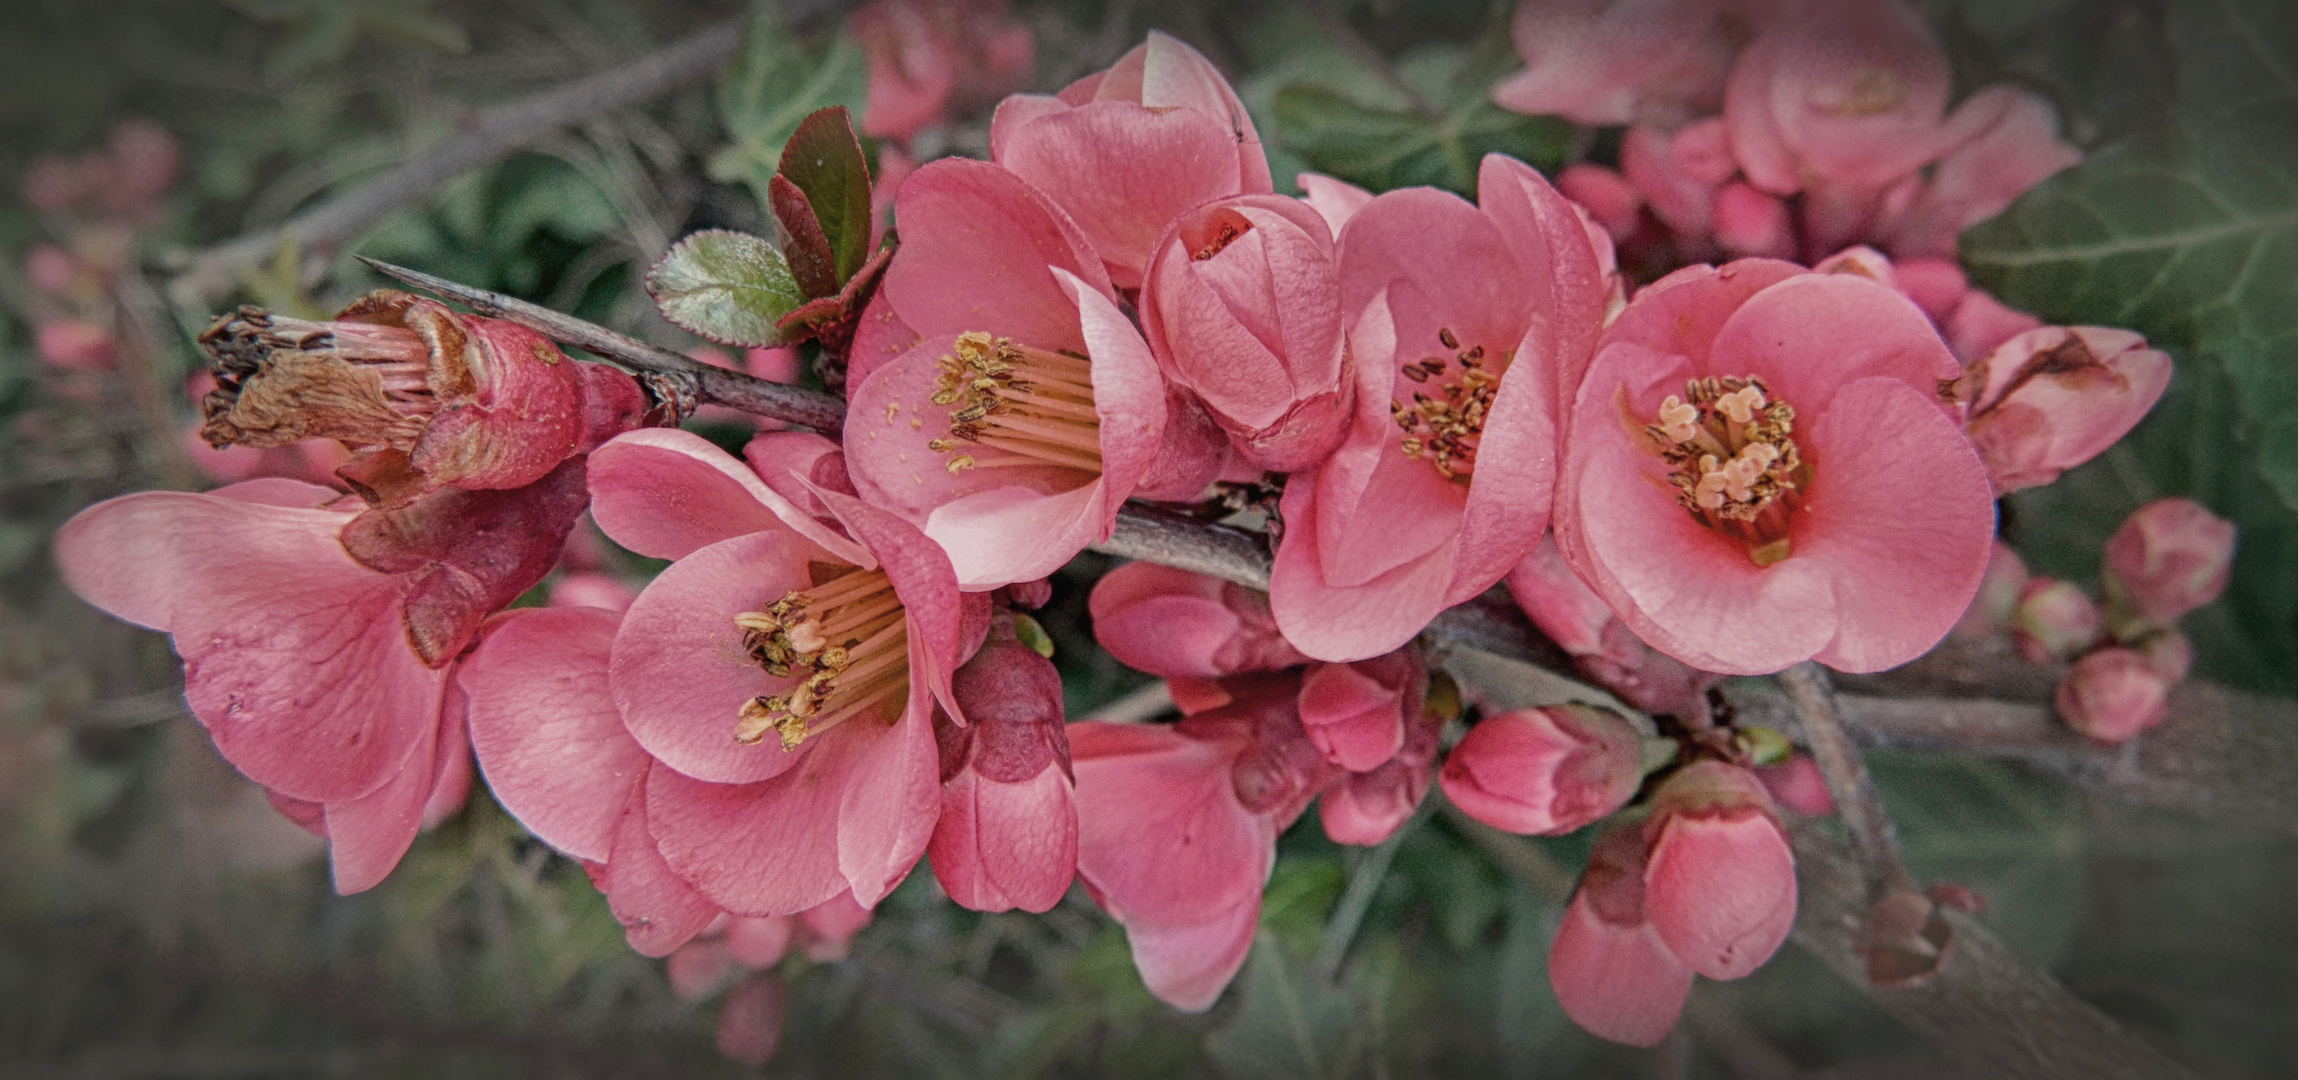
[1776,662,1913,897]
[355,258,847,433]
[1315,807,1426,980]
[172,23,744,304]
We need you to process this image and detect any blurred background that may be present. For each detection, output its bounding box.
[2,0,2295,1076]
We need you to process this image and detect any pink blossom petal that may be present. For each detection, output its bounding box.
[1797,377,1995,672]
[319,704,442,894]
[882,157,1113,350]
[612,531,824,785]
[644,737,864,917]
[725,915,796,968]
[1548,890,1693,1047]
[847,289,923,390]
[834,671,941,907]
[587,429,864,564]
[461,607,646,861]
[1296,662,1405,772]
[597,768,723,957]
[996,106,1251,290]
[1122,897,1260,1012]
[1297,172,1373,236]
[930,765,1079,913]
[1706,273,1961,411]
[1137,31,1271,194]
[55,492,442,803]
[1270,470,1458,663]
[1069,721,1269,930]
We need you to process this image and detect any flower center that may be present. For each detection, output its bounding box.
[1645,375,1806,566]
[732,566,911,751]
[926,331,1103,477]
[197,308,439,450]
[1390,327,1502,482]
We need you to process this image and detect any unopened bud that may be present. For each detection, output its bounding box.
[1754,753,1835,817]
[1642,762,1795,981]
[2055,647,2170,744]
[1548,823,1693,1048]
[2011,578,2102,664]
[2101,497,2234,633]
[1297,654,1422,773]
[1439,705,1641,836]
[1964,326,2172,493]
[1951,541,2030,639]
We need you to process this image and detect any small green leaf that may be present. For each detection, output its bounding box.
[778,105,876,285]
[1269,48,1571,197]
[645,229,803,347]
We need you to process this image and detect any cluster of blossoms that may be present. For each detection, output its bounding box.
[51,0,2229,1055]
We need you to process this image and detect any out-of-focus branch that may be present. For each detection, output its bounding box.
[173,23,744,304]
[356,263,2298,839]
[1789,822,2197,1080]
[1776,662,1913,897]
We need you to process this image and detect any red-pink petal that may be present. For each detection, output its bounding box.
[1548,889,1694,1047]
[319,703,442,894]
[929,765,1078,913]
[834,671,941,907]
[644,741,859,917]
[1122,896,1260,1012]
[596,768,723,957]
[587,428,865,564]
[1069,721,1270,930]
[881,157,1113,350]
[996,101,1252,290]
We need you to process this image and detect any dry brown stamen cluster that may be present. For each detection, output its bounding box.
[196,306,439,451]
[1646,374,1806,566]
[925,331,1104,476]
[1390,328,1499,481]
[732,567,911,751]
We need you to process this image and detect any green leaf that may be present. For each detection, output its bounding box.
[644,229,803,347]
[1960,0,2298,693]
[778,106,875,285]
[711,1,869,216]
[1266,33,1572,197]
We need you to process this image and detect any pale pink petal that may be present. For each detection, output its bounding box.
[1270,472,1458,663]
[1137,31,1272,193]
[420,692,473,829]
[996,104,1251,290]
[834,672,941,907]
[1069,721,1269,929]
[846,289,923,390]
[1548,891,1693,1047]
[882,157,1113,350]
[587,428,866,565]
[930,766,1079,913]
[597,768,722,956]
[725,915,797,968]
[1296,172,1373,236]
[319,707,442,894]
[611,531,824,785]
[1705,273,1961,411]
[461,606,646,861]
[644,742,859,917]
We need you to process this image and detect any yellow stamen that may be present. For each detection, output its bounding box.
[1645,375,1807,565]
[927,332,1105,476]
[730,567,912,751]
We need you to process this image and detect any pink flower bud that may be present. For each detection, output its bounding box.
[1440,705,1642,836]
[1141,194,1352,472]
[796,892,874,962]
[1558,163,1644,242]
[2011,578,2103,664]
[36,320,117,370]
[23,155,81,213]
[24,244,78,296]
[2055,647,2170,744]
[1888,256,1970,322]
[1942,287,2045,365]
[929,615,1077,913]
[2101,497,2235,630]
[1642,761,1796,981]
[1755,753,1835,817]
[2133,629,2193,683]
[714,975,788,1066]
[724,915,797,968]
[1621,124,1720,237]
[1951,541,2030,639]
[1090,561,1307,678]
[666,936,741,1001]
[1964,326,2172,493]
[1712,182,1794,259]
[1296,652,1423,772]
[1548,823,1693,1047]
[1506,539,1717,717]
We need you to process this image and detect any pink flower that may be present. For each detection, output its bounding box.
[1319,705,1440,845]
[1506,536,1717,716]
[1070,674,1335,1010]
[1877,86,2083,260]
[1548,822,1694,1047]
[197,292,648,501]
[1491,0,1735,127]
[851,0,1034,144]
[1296,652,1425,773]
[2056,647,2170,744]
[1440,705,1642,834]
[1553,260,1995,675]
[2102,498,2235,630]
[1270,155,1609,662]
[1724,0,1954,201]
[715,976,788,1066]
[990,32,1270,289]
[36,320,116,369]
[1755,753,1835,817]
[1297,172,1375,237]
[57,465,589,892]
[1963,326,2172,493]
[1558,163,1644,242]
[1140,194,1354,471]
[580,427,982,915]
[2011,578,2103,664]
[929,614,1078,913]
[846,158,1220,589]
[1090,560,1307,678]
[1951,540,2029,640]
[1642,761,1796,980]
